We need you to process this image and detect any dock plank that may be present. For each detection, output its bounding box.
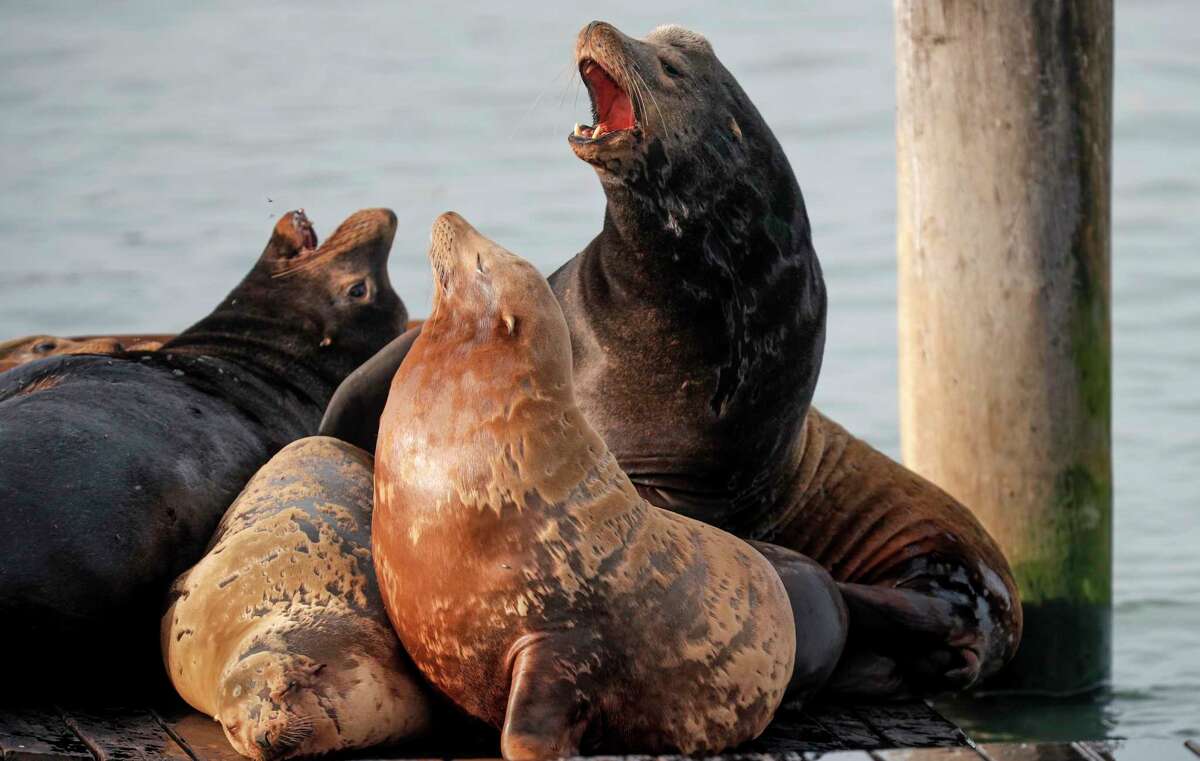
[853,702,968,748]
[152,708,240,761]
[746,702,845,753]
[808,704,888,750]
[978,742,1095,760]
[0,710,92,761]
[873,748,986,760]
[60,708,190,761]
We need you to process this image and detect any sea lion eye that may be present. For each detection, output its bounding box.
[34,341,56,353]
[660,58,683,78]
[347,281,367,299]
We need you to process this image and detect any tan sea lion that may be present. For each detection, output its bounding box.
[163,436,433,761]
[0,333,171,372]
[373,212,845,760]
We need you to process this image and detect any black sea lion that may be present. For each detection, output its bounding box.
[0,208,407,689]
[163,436,432,760]
[373,212,842,760]
[549,21,1021,695]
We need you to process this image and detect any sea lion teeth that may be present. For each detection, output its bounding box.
[593,125,605,139]
[555,20,1022,699]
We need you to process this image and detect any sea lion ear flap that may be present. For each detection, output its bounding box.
[263,210,319,263]
[501,312,518,337]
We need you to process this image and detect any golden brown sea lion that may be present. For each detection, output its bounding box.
[0,333,171,372]
[162,436,432,760]
[373,212,845,760]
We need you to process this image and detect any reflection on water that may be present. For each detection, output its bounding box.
[0,1,1196,742]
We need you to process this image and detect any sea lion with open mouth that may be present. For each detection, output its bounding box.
[550,21,1021,696]
[315,22,1020,696]
[373,212,847,759]
[0,208,407,689]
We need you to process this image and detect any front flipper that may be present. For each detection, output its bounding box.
[501,640,591,761]
[319,324,421,453]
[748,541,848,703]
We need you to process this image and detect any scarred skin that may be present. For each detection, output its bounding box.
[0,209,407,689]
[373,213,817,760]
[0,334,172,372]
[549,21,1021,695]
[163,437,433,761]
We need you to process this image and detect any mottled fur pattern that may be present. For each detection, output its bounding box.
[374,213,802,760]
[163,437,432,761]
[552,21,1021,695]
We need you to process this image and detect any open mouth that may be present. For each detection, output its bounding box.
[292,210,318,251]
[571,59,638,143]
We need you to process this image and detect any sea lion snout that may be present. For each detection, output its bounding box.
[217,651,327,760]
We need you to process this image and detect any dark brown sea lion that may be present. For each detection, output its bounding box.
[549,21,1021,695]
[163,436,432,760]
[316,22,1019,696]
[0,208,407,690]
[0,333,172,372]
[373,213,841,760]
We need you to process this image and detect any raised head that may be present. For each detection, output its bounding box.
[568,21,808,246]
[166,208,408,395]
[421,211,573,397]
[378,212,602,523]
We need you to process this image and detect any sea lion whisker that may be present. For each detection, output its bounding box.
[631,66,668,133]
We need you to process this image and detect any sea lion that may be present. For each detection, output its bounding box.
[0,333,172,372]
[0,208,407,689]
[548,21,1021,695]
[316,22,1019,695]
[373,212,844,760]
[163,436,432,760]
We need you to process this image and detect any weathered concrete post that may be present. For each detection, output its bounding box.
[895,1,1113,692]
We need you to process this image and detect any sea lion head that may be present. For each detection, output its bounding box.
[423,211,572,392]
[261,208,408,364]
[215,624,428,760]
[0,334,125,372]
[568,21,807,246]
[170,208,408,390]
[216,648,328,761]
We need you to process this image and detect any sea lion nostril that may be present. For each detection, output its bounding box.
[255,731,271,750]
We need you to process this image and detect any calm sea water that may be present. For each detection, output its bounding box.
[1,1,1195,745]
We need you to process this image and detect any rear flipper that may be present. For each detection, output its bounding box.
[749,541,848,703]
[828,577,991,697]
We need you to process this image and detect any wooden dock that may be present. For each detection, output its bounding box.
[3,698,1193,761]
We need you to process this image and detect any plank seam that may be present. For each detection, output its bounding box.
[804,711,852,751]
[56,708,103,761]
[149,709,201,761]
[845,705,895,749]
